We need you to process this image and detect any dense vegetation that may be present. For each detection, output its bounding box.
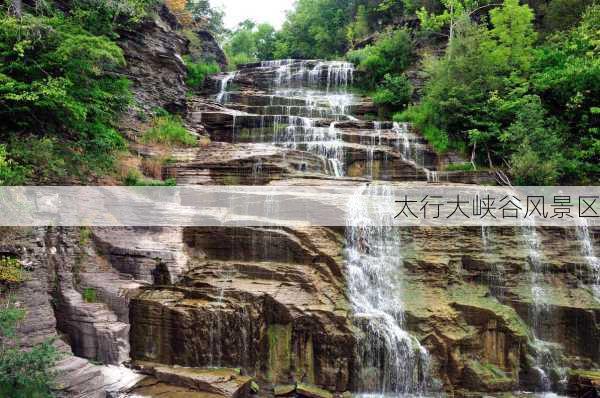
[1,0,597,185]
[400,0,599,184]
[0,0,160,184]
[233,0,596,185]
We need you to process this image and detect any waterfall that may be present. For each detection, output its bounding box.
[216,72,237,103]
[393,122,411,159]
[521,220,569,392]
[346,184,431,395]
[576,220,600,300]
[309,61,354,89]
[255,60,356,177]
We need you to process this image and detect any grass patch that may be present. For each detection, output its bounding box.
[141,115,197,147]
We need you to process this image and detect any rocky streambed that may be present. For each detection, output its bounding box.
[3,23,600,398]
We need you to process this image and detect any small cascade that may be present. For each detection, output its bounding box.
[346,184,431,395]
[245,60,356,177]
[576,220,600,300]
[425,170,439,183]
[216,72,237,103]
[393,122,412,159]
[366,122,384,179]
[521,221,568,392]
[481,226,505,298]
[393,122,439,182]
[309,61,355,89]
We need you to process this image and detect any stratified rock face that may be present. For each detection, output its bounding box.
[394,226,600,394]
[193,30,228,70]
[0,228,145,397]
[118,5,189,115]
[129,226,356,392]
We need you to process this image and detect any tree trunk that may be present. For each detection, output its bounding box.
[11,0,23,17]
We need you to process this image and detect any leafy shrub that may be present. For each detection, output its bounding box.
[372,73,413,109]
[395,103,450,153]
[0,8,131,183]
[347,29,413,88]
[0,300,59,398]
[0,145,26,186]
[185,56,220,90]
[71,0,160,36]
[141,115,196,147]
[79,227,92,246]
[0,257,24,284]
[123,169,176,186]
[82,288,97,303]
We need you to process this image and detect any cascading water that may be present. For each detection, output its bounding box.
[576,220,600,300]
[258,60,357,176]
[346,184,431,395]
[216,72,237,103]
[521,221,568,392]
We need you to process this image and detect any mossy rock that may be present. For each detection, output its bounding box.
[569,369,600,381]
[296,383,333,398]
[462,360,515,392]
[273,384,296,396]
[449,284,531,339]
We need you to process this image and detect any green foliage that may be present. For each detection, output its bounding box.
[185,56,220,90]
[406,0,599,184]
[70,0,159,37]
[346,5,370,46]
[0,145,25,185]
[488,0,537,71]
[141,115,196,147]
[395,104,450,152]
[497,95,564,185]
[82,287,97,303]
[372,73,413,109]
[274,0,353,59]
[542,0,594,33]
[530,3,600,182]
[0,256,24,284]
[224,20,278,67]
[0,300,59,398]
[186,0,226,37]
[79,227,92,246]
[123,169,177,186]
[347,29,414,88]
[0,3,132,183]
[444,162,476,171]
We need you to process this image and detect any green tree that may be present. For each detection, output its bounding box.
[347,5,370,47]
[487,0,536,71]
[224,20,278,67]
[373,73,413,110]
[347,29,414,88]
[274,0,353,59]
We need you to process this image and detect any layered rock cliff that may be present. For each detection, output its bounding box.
[2,14,599,398]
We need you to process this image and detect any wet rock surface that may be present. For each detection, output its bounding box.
[4,56,600,398]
